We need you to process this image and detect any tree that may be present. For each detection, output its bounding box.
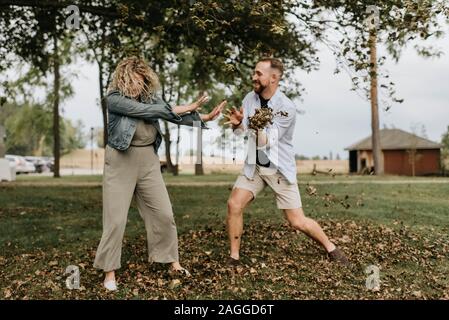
[289,0,449,174]
[0,57,80,157]
[95,127,105,149]
[1,0,321,176]
[178,1,319,174]
[0,3,80,177]
[81,6,118,148]
[6,1,446,178]
[61,119,86,155]
[79,0,170,147]
[2,101,85,156]
[407,123,429,176]
[158,50,200,175]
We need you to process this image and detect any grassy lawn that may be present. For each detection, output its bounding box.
[0,174,448,299]
[14,172,449,184]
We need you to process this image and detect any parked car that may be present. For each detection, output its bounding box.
[5,155,36,174]
[42,157,54,172]
[24,156,46,173]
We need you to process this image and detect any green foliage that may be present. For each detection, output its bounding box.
[3,102,53,156]
[60,119,86,155]
[441,126,449,172]
[301,0,449,109]
[1,0,448,159]
[295,154,310,160]
[442,126,449,158]
[95,128,105,149]
[2,101,85,156]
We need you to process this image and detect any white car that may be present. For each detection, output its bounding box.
[5,155,36,174]
[25,156,51,173]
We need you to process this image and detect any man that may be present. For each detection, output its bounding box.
[224,57,349,266]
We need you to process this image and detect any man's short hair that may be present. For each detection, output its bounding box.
[258,57,284,77]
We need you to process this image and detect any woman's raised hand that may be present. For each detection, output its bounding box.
[201,100,227,122]
[189,92,210,112]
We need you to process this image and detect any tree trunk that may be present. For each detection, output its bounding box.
[163,120,175,173]
[174,123,180,176]
[195,87,205,175]
[160,83,175,174]
[369,30,383,175]
[98,62,108,147]
[195,127,204,175]
[173,87,182,176]
[52,33,61,178]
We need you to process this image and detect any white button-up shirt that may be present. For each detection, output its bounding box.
[237,88,297,184]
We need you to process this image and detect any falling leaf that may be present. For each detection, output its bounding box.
[306,185,317,196]
[169,279,181,289]
[4,289,12,298]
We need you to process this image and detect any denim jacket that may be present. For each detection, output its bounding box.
[106,90,207,152]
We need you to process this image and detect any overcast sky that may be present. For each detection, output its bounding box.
[62,32,449,160]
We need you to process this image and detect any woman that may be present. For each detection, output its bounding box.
[93,56,226,291]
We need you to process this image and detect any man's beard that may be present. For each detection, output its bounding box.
[253,81,267,94]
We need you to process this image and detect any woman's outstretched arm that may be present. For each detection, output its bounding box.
[106,91,208,122]
[106,91,183,122]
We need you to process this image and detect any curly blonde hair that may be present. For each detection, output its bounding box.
[108,56,160,100]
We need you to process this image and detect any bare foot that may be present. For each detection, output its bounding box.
[103,271,117,291]
[170,262,191,277]
[105,270,115,282]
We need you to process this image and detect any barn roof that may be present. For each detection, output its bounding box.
[345,129,442,151]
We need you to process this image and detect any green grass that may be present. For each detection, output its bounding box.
[1,174,448,299]
[14,172,449,184]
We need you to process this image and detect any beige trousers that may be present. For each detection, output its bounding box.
[93,145,178,272]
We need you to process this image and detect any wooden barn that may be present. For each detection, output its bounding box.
[345,129,442,176]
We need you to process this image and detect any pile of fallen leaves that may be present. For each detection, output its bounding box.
[248,108,288,130]
[1,219,448,300]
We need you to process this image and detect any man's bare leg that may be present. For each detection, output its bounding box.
[284,208,350,265]
[226,188,254,260]
[283,208,336,253]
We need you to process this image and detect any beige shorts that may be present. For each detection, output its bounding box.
[233,166,302,209]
